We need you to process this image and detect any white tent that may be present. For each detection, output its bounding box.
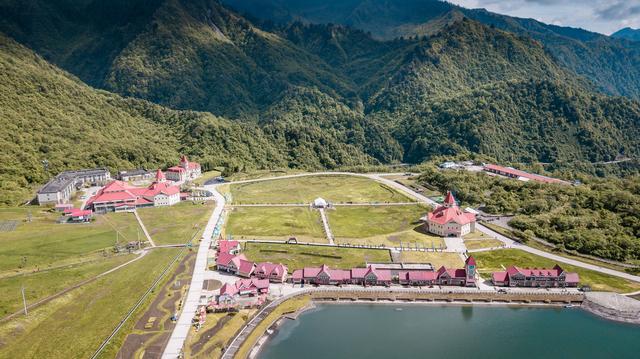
[312,197,328,208]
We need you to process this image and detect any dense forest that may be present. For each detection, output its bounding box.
[1,0,640,208]
[417,166,640,262]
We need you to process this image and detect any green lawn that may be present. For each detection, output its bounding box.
[472,249,640,293]
[241,243,392,271]
[230,175,413,204]
[137,201,214,245]
[463,230,504,250]
[399,252,464,268]
[193,170,222,186]
[0,207,142,273]
[226,207,326,243]
[0,254,134,316]
[0,249,179,359]
[328,205,443,247]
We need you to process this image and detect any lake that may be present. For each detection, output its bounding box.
[258,304,640,359]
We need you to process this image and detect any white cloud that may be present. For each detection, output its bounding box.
[448,0,640,35]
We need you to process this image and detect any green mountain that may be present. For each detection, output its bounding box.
[612,28,640,42]
[224,0,640,99]
[0,32,384,205]
[1,0,640,205]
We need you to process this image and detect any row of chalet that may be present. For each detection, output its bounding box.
[492,265,579,288]
[215,241,288,283]
[292,257,477,287]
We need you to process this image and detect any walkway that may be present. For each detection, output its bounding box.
[161,184,226,359]
[133,210,155,247]
[318,208,334,245]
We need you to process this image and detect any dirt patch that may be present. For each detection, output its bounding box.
[203,279,222,291]
[117,251,196,358]
[116,333,157,359]
[190,314,233,357]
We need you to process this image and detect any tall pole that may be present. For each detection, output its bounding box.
[21,286,28,316]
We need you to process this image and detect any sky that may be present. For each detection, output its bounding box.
[447,0,640,35]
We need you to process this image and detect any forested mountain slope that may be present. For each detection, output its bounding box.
[1,0,640,205]
[225,0,640,99]
[0,33,383,205]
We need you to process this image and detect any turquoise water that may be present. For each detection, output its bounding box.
[258,304,640,359]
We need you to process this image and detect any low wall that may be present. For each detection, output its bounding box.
[309,289,584,304]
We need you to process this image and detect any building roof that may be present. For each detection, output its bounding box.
[427,192,476,226]
[443,191,456,206]
[483,164,569,185]
[238,259,256,274]
[218,240,240,253]
[492,271,508,282]
[167,166,186,173]
[39,168,110,194]
[87,176,180,207]
[436,266,467,279]
[404,271,437,281]
[155,169,165,181]
[465,256,476,266]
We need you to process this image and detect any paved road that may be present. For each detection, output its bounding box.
[162,184,226,359]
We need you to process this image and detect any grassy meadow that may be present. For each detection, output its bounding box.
[0,207,141,272]
[226,207,326,242]
[230,175,413,204]
[0,249,179,359]
[328,205,443,247]
[241,243,391,271]
[137,201,214,245]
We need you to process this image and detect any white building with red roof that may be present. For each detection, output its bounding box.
[424,191,476,237]
[166,155,201,182]
[255,262,288,283]
[86,169,181,213]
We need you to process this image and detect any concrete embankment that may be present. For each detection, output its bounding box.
[309,289,584,305]
[581,292,640,325]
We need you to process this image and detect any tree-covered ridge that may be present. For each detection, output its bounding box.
[0,33,382,205]
[391,80,640,164]
[225,0,640,99]
[417,166,640,262]
[106,0,357,118]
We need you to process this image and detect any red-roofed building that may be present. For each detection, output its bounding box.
[399,270,437,286]
[255,262,288,283]
[214,278,270,310]
[424,191,476,237]
[87,169,181,213]
[237,259,256,278]
[166,155,202,182]
[65,208,93,222]
[217,240,241,255]
[492,264,579,288]
[483,164,569,185]
[216,253,248,273]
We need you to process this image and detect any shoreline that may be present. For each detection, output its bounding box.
[248,302,317,359]
[242,297,640,359]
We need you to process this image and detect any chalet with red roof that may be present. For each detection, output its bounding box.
[86,169,181,213]
[492,265,579,288]
[216,253,248,274]
[255,262,288,283]
[166,155,201,182]
[424,191,476,237]
[212,278,270,311]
